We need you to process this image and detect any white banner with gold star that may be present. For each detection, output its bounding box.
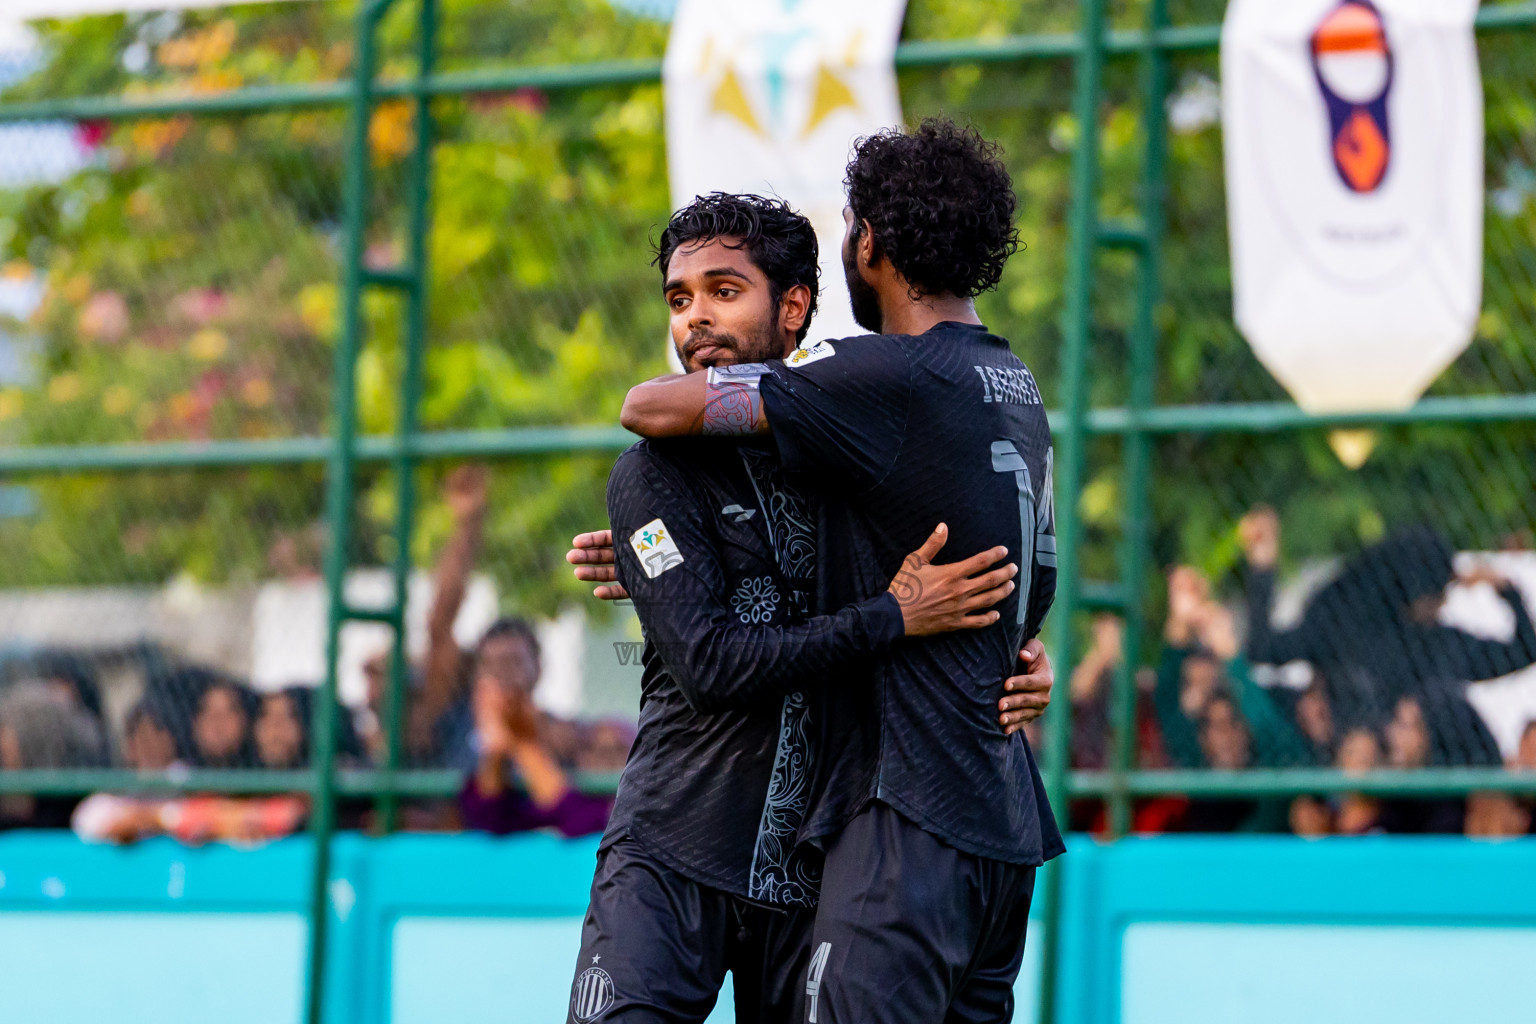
[663,0,908,345]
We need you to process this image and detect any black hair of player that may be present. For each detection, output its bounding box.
[844,117,1021,299]
[653,192,821,343]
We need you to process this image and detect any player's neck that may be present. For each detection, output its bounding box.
[878,291,981,336]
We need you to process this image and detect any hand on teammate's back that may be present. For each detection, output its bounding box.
[568,522,1046,732]
[887,523,1015,636]
[567,530,628,600]
[999,639,1052,735]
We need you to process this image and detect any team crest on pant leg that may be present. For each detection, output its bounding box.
[571,965,615,1022]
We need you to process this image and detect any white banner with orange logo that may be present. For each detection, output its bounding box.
[663,0,908,345]
[1222,0,1482,413]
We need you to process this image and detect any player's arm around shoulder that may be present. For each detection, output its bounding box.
[619,364,774,439]
[756,334,914,485]
[617,334,908,444]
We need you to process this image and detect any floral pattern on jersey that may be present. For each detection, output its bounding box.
[731,575,780,624]
[738,447,816,579]
[735,446,822,907]
[748,689,821,907]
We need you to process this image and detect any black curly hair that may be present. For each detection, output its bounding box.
[844,118,1020,298]
[653,192,820,342]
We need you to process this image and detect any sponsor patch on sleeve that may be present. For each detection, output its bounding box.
[785,339,835,368]
[629,518,685,578]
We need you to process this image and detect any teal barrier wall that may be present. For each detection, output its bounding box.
[0,832,1531,1023]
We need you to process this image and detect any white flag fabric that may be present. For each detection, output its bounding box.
[1222,0,1483,412]
[663,0,908,345]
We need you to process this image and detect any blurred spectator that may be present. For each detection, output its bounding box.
[190,679,257,769]
[73,791,306,846]
[254,687,312,770]
[449,617,557,767]
[1513,720,1536,771]
[1156,567,1313,772]
[1373,695,1463,833]
[347,467,632,777]
[1199,696,1251,771]
[1291,681,1336,765]
[1285,725,1470,838]
[1240,507,1536,766]
[1057,617,1183,833]
[440,616,634,775]
[1154,568,1297,832]
[1155,567,1223,769]
[1332,727,1385,836]
[458,671,611,838]
[421,467,635,773]
[1384,696,1431,770]
[1464,792,1531,838]
[0,681,107,830]
[1179,694,1287,833]
[357,465,490,768]
[145,665,232,765]
[1,649,105,725]
[122,701,184,772]
[73,687,316,846]
[1459,718,1536,838]
[1068,614,1122,771]
[1289,793,1333,838]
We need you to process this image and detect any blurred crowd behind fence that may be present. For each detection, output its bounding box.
[1,1,1536,1022]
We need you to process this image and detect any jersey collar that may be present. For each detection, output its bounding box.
[926,320,989,334]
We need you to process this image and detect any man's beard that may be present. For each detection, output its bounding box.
[843,244,883,333]
[676,309,783,371]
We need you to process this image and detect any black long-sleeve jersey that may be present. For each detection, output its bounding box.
[759,322,1064,866]
[604,437,905,907]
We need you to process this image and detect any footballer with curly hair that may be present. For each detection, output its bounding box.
[567,190,1051,1024]
[623,118,1063,1023]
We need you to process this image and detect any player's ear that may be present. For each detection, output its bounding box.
[779,283,812,340]
[858,218,879,268]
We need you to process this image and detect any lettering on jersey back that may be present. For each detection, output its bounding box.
[974,364,1042,406]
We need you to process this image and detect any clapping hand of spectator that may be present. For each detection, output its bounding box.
[472,675,515,797]
[1165,566,1209,647]
[1090,614,1123,666]
[567,530,628,601]
[1193,602,1240,662]
[501,684,544,749]
[1238,506,1280,570]
[473,675,514,751]
[1070,615,1123,703]
[472,674,570,806]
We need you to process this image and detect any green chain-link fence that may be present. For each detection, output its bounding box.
[1,1,1535,1021]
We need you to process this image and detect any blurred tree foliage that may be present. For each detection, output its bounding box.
[0,0,672,612]
[0,0,1533,625]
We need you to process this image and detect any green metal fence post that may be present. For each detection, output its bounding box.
[1106,0,1171,839]
[378,0,439,835]
[304,2,398,1021]
[1038,0,1106,1021]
